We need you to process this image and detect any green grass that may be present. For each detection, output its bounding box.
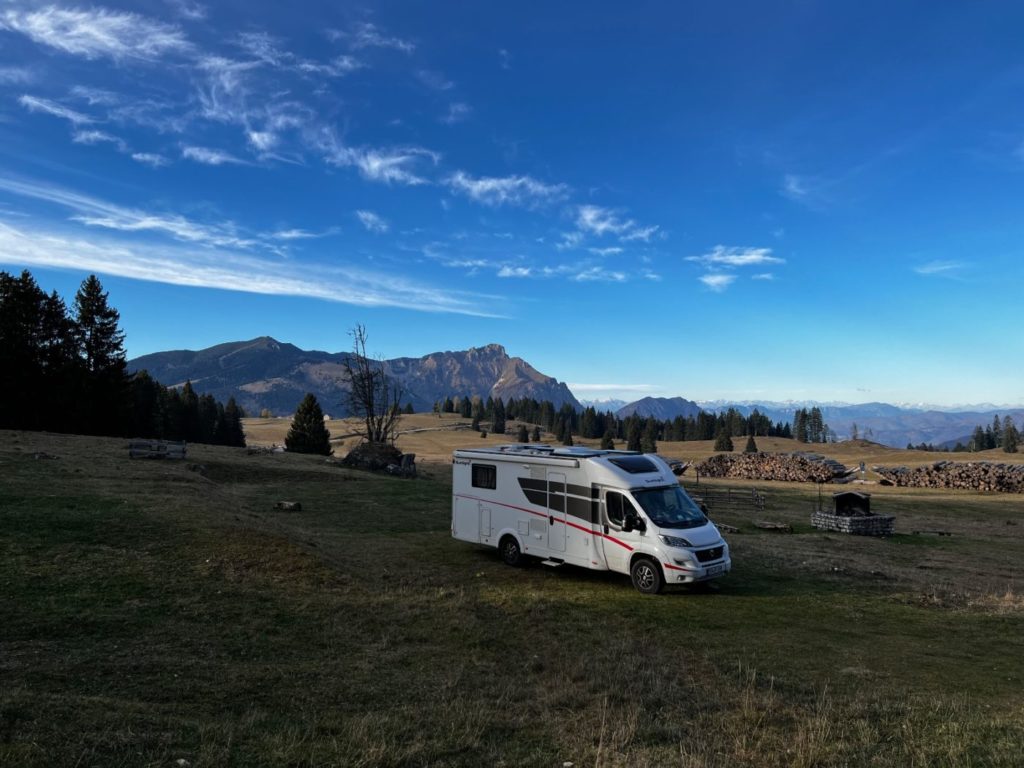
[2,430,1023,766]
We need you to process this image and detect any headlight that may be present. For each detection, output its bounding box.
[659,534,693,548]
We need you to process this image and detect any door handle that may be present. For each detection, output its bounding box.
[549,515,554,525]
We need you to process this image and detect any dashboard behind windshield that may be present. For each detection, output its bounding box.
[632,486,707,529]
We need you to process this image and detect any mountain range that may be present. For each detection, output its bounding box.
[128,337,580,418]
[129,338,1022,449]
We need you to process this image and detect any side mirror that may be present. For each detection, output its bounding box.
[623,512,645,533]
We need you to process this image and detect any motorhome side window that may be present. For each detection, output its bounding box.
[606,491,625,526]
[471,463,497,489]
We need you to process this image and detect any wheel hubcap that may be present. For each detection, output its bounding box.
[636,565,654,588]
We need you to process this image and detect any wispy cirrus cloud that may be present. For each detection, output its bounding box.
[131,152,170,168]
[699,273,736,292]
[914,260,967,277]
[416,69,453,90]
[440,102,472,125]
[0,176,257,250]
[345,22,415,53]
[0,66,34,85]
[589,246,623,256]
[497,266,532,278]
[446,171,569,207]
[269,227,337,240]
[18,94,95,124]
[1,6,192,62]
[315,138,438,184]
[355,210,389,233]
[72,129,127,151]
[182,145,247,166]
[0,220,496,317]
[575,204,659,242]
[687,245,784,268]
[573,266,626,282]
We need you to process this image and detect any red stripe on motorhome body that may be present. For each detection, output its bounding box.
[663,562,695,572]
[455,494,634,552]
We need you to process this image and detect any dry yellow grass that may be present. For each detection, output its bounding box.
[243,414,1024,468]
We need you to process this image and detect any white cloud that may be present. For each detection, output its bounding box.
[0,177,258,250]
[1,6,192,62]
[131,152,170,168]
[781,174,809,200]
[497,266,532,278]
[499,49,511,70]
[642,270,662,281]
[588,246,623,256]
[687,245,784,267]
[319,142,438,185]
[620,224,659,242]
[0,220,496,317]
[751,272,775,281]
[575,204,658,242]
[69,85,120,105]
[181,145,246,166]
[416,69,453,90]
[18,95,95,124]
[573,266,626,282]
[165,0,207,21]
[441,102,472,125]
[346,22,414,53]
[914,260,966,277]
[576,205,633,236]
[355,210,389,233]
[0,66,34,85]
[270,228,329,240]
[557,231,585,251]
[72,130,127,151]
[699,273,736,292]
[446,171,568,207]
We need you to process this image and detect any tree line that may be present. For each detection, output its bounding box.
[965,415,1019,453]
[434,394,794,453]
[0,270,244,446]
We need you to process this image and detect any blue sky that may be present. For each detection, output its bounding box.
[1,1,1022,407]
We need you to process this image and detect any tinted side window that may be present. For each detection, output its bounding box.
[606,491,624,526]
[471,464,497,489]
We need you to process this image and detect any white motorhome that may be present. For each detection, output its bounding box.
[451,444,731,593]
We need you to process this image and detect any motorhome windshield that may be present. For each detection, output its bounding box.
[633,486,707,529]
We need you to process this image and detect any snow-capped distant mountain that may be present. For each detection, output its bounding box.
[578,398,629,412]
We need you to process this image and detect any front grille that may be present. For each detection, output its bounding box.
[695,546,724,563]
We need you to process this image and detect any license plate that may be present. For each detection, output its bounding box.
[706,565,725,576]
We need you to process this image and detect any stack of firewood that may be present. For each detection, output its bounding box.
[873,462,1024,493]
[697,452,847,483]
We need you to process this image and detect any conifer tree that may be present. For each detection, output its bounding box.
[714,428,734,452]
[532,425,541,442]
[601,430,615,450]
[744,434,758,453]
[516,424,529,442]
[492,397,506,434]
[641,418,658,453]
[286,393,332,455]
[74,275,127,435]
[1003,416,1019,454]
[562,430,574,446]
[626,419,642,452]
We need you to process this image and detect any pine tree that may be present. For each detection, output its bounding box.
[516,424,529,442]
[219,397,246,447]
[532,425,541,442]
[970,425,986,452]
[74,275,127,435]
[404,402,415,414]
[793,409,808,443]
[641,418,658,454]
[601,430,615,450]
[562,430,574,446]
[744,434,758,453]
[626,419,642,452]
[1003,416,1019,454]
[286,393,332,455]
[713,428,734,452]
[492,398,506,434]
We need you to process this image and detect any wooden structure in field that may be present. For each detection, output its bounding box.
[128,440,187,460]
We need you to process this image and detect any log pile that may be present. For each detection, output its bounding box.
[697,452,848,484]
[873,461,1024,493]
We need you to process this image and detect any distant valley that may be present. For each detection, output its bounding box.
[130,337,1023,449]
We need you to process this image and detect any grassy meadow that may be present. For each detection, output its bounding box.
[2,426,1024,766]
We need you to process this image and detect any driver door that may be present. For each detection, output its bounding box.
[600,490,643,575]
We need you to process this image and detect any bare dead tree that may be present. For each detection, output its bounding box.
[343,324,404,445]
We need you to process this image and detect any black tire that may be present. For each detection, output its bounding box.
[499,535,524,567]
[630,557,663,594]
